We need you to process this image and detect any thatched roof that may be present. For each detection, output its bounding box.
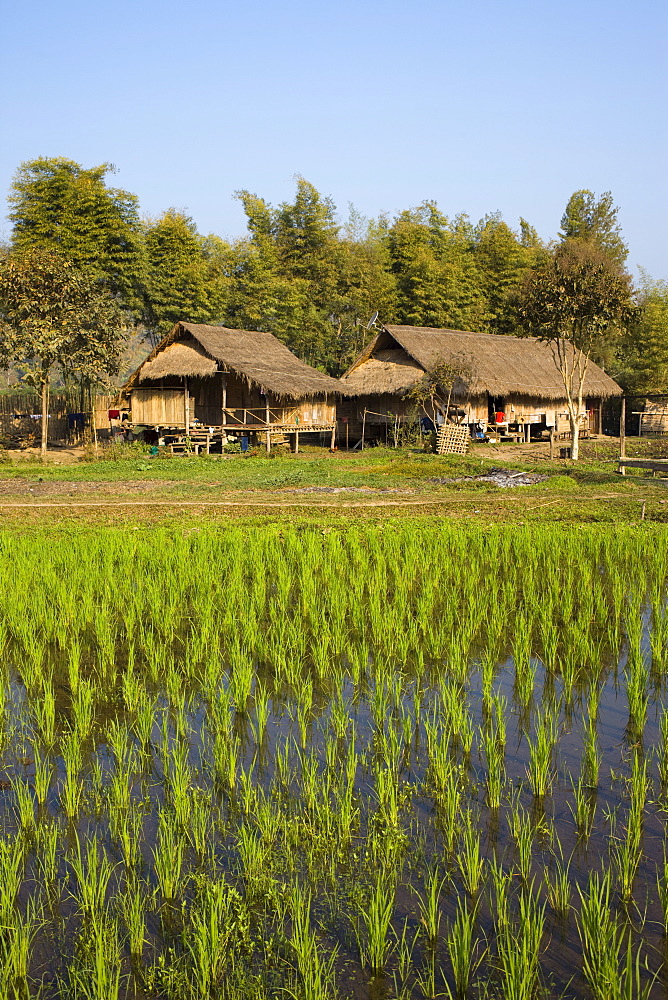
[124,322,344,399]
[341,325,622,400]
[138,339,218,380]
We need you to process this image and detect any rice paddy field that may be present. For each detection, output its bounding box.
[2,522,668,999]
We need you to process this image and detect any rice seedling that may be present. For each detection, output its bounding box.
[445,896,485,999]
[36,821,60,885]
[355,873,396,974]
[480,696,506,807]
[0,897,41,999]
[415,867,447,944]
[569,775,596,840]
[543,850,572,918]
[13,778,36,836]
[526,707,558,798]
[120,876,148,964]
[581,715,602,789]
[495,882,545,1000]
[657,709,668,794]
[68,834,114,920]
[60,725,85,820]
[578,870,627,1000]
[287,883,337,1000]
[0,524,664,998]
[153,808,185,902]
[508,799,534,883]
[457,812,485,895]
[68,914,123,1000]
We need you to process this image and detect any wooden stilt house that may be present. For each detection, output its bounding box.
[121,322,344,452]
[338,325,622,443]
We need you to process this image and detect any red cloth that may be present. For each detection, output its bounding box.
[108,409,120,419]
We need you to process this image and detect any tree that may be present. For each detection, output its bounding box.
[616,274,668,395]
[0,248,125,454]
[388,204,486,332]
[472,214,539,334]
[231,179,377,373]
[402,356,475,429]
[559,190,628,268]
[143,210,231,343]
[517,241,635,460]
[8,157,146,316]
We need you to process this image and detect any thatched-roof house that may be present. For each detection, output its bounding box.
[339,325,622,441]
[122,322,345,450]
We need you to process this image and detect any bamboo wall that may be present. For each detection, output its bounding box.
[129,375,336,428]
[337,391,603,439]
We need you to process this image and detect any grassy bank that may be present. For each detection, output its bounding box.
[0,441,666,527]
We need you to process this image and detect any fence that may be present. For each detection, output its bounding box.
[0,392,118,447]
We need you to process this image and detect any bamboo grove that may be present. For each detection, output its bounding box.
[1,524,668,998]
[6,159,667,387]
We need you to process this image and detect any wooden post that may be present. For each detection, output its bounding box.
[221,373,227,452]
[620,396,626,474]
[265,398,271,453]
[41,376,49,456]
[345,421,349,451]
[549,426,554,460]
[92,392,98,454]
[330,424,336,451]
[184,377,190,435]
[361,409,366,450]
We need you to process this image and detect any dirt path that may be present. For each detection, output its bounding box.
[0,491,651,510]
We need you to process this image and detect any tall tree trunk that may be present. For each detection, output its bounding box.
[570,410,580,461]
[41,371,49,456]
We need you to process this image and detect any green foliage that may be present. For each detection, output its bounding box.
[473,214,541,334]
[143,210,231,341]
[5,160,664,395]
[402,356,475,424]
[0,246,124,389]
[559,189,628,268]
[617,274,668,394]
[517,240,635,458]
[387,203,487,332]
[518,240,634,356]
[8,157,146,315]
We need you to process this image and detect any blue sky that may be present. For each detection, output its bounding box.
[3,0,666,277]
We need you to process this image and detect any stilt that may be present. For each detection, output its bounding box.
[620,397,626,474]
[330,424,336,451]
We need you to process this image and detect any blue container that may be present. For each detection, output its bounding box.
[240,436,249,452]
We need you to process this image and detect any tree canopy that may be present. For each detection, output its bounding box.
[517,241,635,459]
[8,158,146,315]
[559,189,628,268]
[5,159,666,394]
[0,247,124,451]
[142,210,230,343]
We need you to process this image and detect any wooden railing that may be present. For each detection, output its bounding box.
[221,407,334,427]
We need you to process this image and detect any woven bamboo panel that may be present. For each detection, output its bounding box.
[436,424,469,455]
